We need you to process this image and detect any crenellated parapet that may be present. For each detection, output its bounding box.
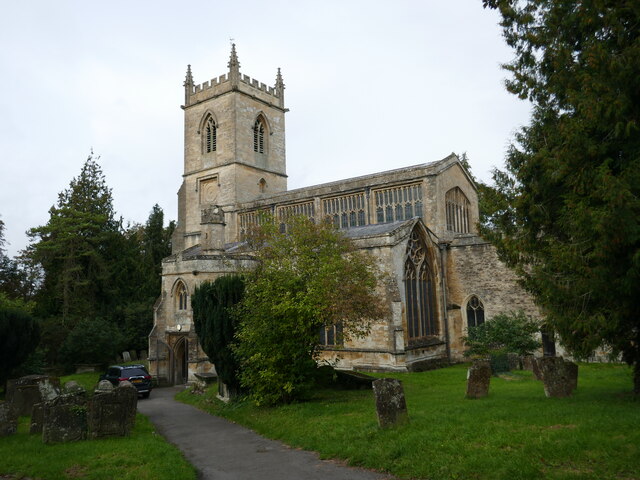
[184,44,285,110]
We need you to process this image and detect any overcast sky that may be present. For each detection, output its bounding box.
[0,1,532,257]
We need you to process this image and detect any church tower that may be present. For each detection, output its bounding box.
[173,45,288,252]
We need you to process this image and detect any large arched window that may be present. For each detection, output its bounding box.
[404,229,438,345]
[253,115,266,153]
[205,115,217,153]
[175,281,188,311]
[466,295,485,328]
[445,187,470,233]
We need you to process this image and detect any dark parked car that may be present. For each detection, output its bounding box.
[100,364,153,398]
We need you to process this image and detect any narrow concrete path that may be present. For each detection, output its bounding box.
[137,387,395,480]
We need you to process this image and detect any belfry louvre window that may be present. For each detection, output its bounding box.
[445,187,470,233]
[466,295,485,329]
[374,184,423,224]
[323,192,367,229]
[404,230,438,344]
[253,116,266,153]
[205,116,217,153]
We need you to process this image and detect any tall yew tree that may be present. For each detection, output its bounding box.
[482,1,640,391]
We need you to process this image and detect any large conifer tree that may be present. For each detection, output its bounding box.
[482,1,640,391]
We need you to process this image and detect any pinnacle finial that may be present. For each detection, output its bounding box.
[228,43,240,72]
[275,67,284,88]
[184,64,193,86]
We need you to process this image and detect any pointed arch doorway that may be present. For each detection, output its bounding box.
[173,336,189,385]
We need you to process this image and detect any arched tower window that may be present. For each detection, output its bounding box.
[258,178,267,193]
[175,281,188,311]
[205,115,217,153]
[445,187,470,233]
[466,295,485,328]
[253,116,266,154]
[404,229,438,345]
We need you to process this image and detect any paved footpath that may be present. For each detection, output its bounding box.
[137,387,395,480]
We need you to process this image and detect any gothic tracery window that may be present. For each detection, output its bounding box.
[253,116,266,153]
[445,187,470,233]
[175,282,188,311]
[204,115,217,153]
[404,230,438,345]
[319,322,344,347]
[466,295,485,329]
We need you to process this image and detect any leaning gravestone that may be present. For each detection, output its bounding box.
[466,359,492,399]
[42,386,88,444]
[87,381,137,438]
[536,357,578,398]
[0,402,17,437]
[122,351,132,363]
[372,378,409,428]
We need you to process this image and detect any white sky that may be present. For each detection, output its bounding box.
[0,0,531,257]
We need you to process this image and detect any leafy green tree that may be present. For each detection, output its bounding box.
[0,307,40,387]
[192,275,245,394]
[235,216,388,405]
[482,1,640,391]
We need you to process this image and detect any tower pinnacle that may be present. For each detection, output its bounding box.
[275,67,285,108]
[228,44,240,87]
[183,64,194,106]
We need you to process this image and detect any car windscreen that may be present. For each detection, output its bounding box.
[123,368,147,377]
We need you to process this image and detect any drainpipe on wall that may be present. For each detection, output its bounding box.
[439,242,452,363]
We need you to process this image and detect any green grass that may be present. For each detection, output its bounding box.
[0,415,196,480]
[0,369,197,480]
[177,363,639,480]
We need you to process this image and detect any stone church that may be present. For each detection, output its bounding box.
[148,45,539,385]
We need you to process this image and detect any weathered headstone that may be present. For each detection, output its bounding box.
[537,357,578,398]
[38,378,61,403]
[531,356,543,380]
[42,388,88,444]
[0,402,17,437]
[30,403,44,434]
[122,351,132,363]
[94,380,114,395]
[466,360,492,399]
[7,375,60,416]
[372,378,409,428]
[87,381,137,438]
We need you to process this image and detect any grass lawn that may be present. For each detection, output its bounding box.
[0,371,197,480]
[177,363,639,480]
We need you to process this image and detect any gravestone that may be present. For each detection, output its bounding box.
[531,356,543,380]
[7,375,60,416]
[507,353,521,371]
[94,380,114,395]
[0,402,17,437]
[122,351,132,363]
[466,360,492,399]
[42,388,88,444]
[139,350,148,361]
[38,378,61,403]
[372,378,409,428]
[130,350,138,361]
[87,381,137,438]
[30,403,44,434]
[537,357,578,398]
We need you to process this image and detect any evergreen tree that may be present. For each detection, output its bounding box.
[482,1,640,391]
[28,153,118,325]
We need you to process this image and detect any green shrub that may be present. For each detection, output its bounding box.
[59,317,125,371]
[192,275,244,394]
[0,307,40,386]
[463,311,541,367]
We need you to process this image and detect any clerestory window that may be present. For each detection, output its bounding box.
[253,116,266,154]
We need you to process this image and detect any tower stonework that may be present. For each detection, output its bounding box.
[174,44,288,252]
